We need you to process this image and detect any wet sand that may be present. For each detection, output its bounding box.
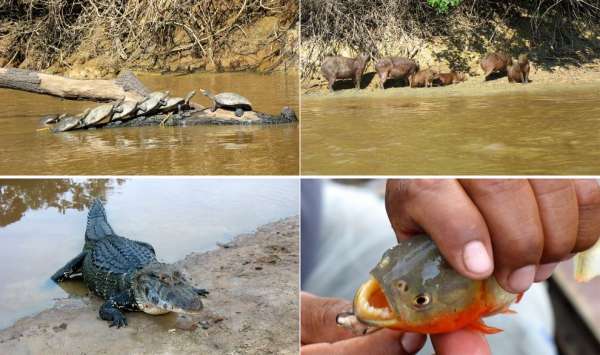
[0,217,299,355]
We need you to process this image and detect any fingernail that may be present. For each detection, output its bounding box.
[463,241,493,275]
[401,332,424,354]
[508,265,536,293]
[534,262,559,282]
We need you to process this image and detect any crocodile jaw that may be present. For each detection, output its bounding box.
[139,304,171,315]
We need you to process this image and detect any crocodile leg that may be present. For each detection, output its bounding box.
[193,287,210,297]
[99,291,135,328]
[51,251,86,282]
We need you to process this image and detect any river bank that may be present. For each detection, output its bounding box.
[0,216,299,355]
[302,59,600,97]
[0,1,298,79]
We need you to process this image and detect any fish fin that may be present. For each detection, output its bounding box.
[501,307,517,314]
[516,292,524,303]
[467,319,503,334]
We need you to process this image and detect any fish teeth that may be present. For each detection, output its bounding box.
[356,278,393,320]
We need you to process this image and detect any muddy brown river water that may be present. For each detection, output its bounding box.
[0,178,298,329]
[0,72,299,175]
[301,83,600,175]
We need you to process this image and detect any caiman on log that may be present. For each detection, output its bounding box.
[51,199,208,328]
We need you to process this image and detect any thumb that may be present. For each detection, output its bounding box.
[301,292,356,345]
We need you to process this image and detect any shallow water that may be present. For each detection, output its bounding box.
[0,72,299,175]
[0,178,298,329]
[301,84,600,175]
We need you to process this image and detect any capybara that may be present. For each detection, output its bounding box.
[435,72,468,86]
[321,53,370,92]
[480,52,513,81]
[519,54,530,82]
[375,57,419,89]
[507,53,530,84]
[410,69,439,88]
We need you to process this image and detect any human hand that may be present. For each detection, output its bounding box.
[385,179,600,294]
[301,291,491,355]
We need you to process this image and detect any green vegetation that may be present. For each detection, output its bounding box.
[427,0,462,12]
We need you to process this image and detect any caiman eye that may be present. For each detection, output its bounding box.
[413,293,431,309]
[395,280,408,293]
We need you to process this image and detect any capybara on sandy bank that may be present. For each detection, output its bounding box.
[435,72,468,86]
[321,53,370,92]
[375,57,419,89]
[410,69,439,88]
[480,52,513,81]
[508,54,530,83]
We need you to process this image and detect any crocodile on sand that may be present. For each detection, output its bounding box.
[51,199,208,328]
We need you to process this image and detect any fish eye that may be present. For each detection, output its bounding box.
[395,280,408,293]
[413,293,431,309]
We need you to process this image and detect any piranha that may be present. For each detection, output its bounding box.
[342,234,521,335]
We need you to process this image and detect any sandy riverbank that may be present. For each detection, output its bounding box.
[0,216,299,355]
[302,60,600,99]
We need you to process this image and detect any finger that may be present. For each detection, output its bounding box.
[385,179,494,280]
[573,180,600,252]
[529,179,578,264]
[302,329,425,355]
[460,179,544,293]
[431,329,491,355]
[301,292,355,344]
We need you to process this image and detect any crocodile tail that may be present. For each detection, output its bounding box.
[85,199,115,241]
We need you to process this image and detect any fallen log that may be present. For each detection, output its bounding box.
[104,107,298,129]
[0,68,148,101]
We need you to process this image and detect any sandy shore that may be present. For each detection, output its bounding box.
[0,217,299,355]
[302,60,600,99]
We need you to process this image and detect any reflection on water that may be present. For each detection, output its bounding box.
[301,85,600,175]
[0,72,299,175]
[0,179,123,227]
[0,178,299,329]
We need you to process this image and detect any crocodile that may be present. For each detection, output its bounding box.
[51,199,208,328]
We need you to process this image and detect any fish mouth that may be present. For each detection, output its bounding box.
[354,277,399,327]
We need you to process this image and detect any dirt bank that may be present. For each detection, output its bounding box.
[0,1,298,79]
[301,0,600,94]
[303,59,600,97]
[0,216,299,355]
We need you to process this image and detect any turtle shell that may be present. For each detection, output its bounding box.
[52,116,81,132]
[112,100,138,120]
[214,93,252,109]
[160,97,185,112]
[82,104,114,127]
[139,91,169,113]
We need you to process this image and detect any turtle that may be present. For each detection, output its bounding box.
[51,109,91,133]
[138,91,169,115]
[42,113,66,125]
[159,90,196,114]
[81,100,123,128]
[112,100,139,121]
[200,89,252,117]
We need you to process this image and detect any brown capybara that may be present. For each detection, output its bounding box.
[410,69,439,88]
[480,52,513,81]
[519,54,531,83]
[507,54,530,84]
[375,57,419,89]
[435,72,468,86]
[321,53,370,92]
